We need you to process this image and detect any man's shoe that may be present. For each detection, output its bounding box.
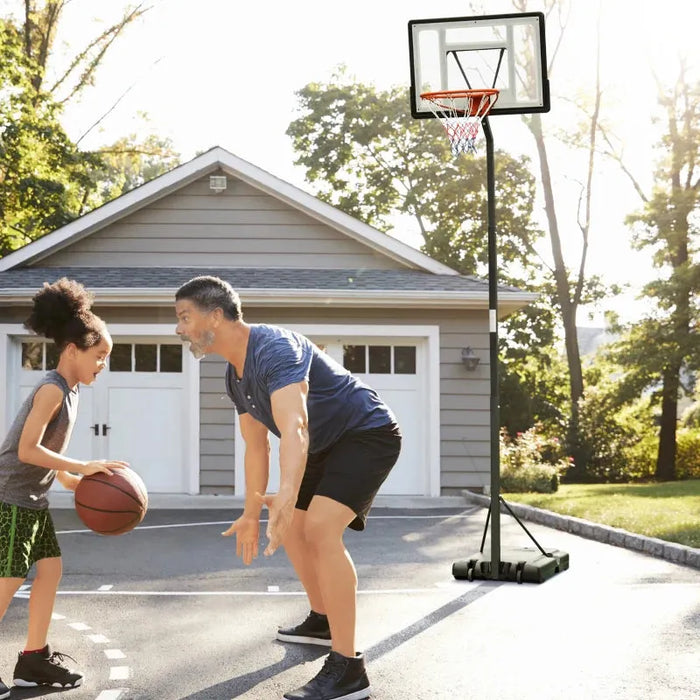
[0,676,10,699]
[277,610,332,647]
[283,651,370,700]
[13,646,83,688]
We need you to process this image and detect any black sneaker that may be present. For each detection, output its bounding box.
[13,646,83,689]
[0,676,10,699]
[277,610,332,646]
[283,651,370,700]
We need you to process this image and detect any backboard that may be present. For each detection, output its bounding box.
[408,12,549,118]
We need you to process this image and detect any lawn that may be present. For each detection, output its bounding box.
[502,480,700,549]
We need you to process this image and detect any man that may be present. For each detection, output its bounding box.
[175,275,401,700]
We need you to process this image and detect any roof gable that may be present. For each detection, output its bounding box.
[0,147,457,276]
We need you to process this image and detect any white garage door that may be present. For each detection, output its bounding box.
[235,333,433,496]
[16,337,191,494]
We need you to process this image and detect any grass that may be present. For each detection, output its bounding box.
[502,479,700,549]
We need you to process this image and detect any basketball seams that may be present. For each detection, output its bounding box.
[80,478,144,507]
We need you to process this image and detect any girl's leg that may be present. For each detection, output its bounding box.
[25,557,62,650]
[0,577,26,622]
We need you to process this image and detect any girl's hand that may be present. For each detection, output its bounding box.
[79,460,129,476]
[222,515,260,565]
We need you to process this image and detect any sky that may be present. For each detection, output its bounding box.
[4,0,699,326]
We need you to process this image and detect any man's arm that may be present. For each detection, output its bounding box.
[221,412,270,565]
[239,412,271,518]
[257,380,310,556]
[271,380,310,504]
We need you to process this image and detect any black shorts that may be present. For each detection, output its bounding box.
[296,422,402,531]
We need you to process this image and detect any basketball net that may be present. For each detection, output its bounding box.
[420,89,499,156]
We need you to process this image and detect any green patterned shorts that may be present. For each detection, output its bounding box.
[0,502,62,579]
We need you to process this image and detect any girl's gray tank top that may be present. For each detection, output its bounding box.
[0,370,79,510]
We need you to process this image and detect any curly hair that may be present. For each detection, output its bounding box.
[24,278,107,351]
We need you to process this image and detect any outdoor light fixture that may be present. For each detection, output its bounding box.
[461,347,480,371]
[209,175,227,193]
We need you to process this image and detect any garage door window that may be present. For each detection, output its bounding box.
[109,343,182,373]
[343,345,416,375]
[21,341,59,370]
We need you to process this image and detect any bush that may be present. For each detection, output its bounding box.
[676,429,700,479]
[500,425,571,493]
[577,388,657,483]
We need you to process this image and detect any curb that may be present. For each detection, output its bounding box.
[461,490,700,571]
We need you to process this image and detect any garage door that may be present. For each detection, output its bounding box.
[16,337,190,494]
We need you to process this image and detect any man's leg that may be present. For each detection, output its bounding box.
[303,495,357,657]
[282,508,326,615]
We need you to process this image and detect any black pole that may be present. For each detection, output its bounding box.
[482,116,500,579]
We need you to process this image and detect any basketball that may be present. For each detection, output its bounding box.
[75,467,148,535]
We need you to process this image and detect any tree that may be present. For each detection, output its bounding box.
[0,18,100,255]
[606,66,700,480]
[286,72,569,432]
[287,73,543,281]
[1,3,180,257]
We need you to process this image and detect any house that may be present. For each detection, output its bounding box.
[0,147,534,501]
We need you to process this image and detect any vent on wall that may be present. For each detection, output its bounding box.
[209,175,227,193]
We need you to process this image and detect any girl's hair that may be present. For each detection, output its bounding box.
[24,278,108,352]
[175,276,242,321]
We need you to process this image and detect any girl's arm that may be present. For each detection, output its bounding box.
[18,384,127,476]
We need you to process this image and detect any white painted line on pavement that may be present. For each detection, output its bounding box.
[104,649,126,660]
[68,622,91,631]
[51,612,66,620]
[88,634,110,643]
[98,584,114,591]
[109,666,130,681]
[268,585,280,592]
[53,587,467,597]
[95,689,128,699]
[55,513,472,535]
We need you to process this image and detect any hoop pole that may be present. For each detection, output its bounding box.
[483,116,501,578]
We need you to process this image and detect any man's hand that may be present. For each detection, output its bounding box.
[222,515,260,565]
[256,490,296,557]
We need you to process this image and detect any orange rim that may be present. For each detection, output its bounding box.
[420,89,499,117]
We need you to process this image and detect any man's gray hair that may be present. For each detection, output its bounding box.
[175,276,242,321]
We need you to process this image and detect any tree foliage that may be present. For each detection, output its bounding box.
[287,71,543,283]
[286,71,571,431]
[606,67,700,480]
[0,4,180,258]
[0,18,99,255]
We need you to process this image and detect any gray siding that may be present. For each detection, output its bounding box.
[0,302,491,496]
[190,306,490,496]
[41,176,401,270]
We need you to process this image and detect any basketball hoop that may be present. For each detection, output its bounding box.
[420,89,499,156]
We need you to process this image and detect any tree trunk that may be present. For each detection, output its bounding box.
[527,113,586,477]
[655,368,679,481]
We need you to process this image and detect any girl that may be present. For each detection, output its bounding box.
[0,278,128,696]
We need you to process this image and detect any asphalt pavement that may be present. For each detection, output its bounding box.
[1,502,698,700]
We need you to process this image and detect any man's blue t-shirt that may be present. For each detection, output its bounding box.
[224,324,396,454]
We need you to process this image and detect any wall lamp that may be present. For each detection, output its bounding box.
[461,347,481,371]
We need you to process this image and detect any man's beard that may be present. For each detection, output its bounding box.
[183,330,215,360]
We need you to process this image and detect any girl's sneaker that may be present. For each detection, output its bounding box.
[13,646,83,688]
[0,675,10,699]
